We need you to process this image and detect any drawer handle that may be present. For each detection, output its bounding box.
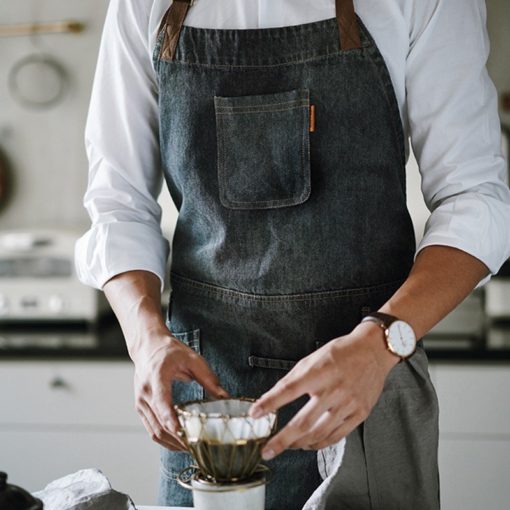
[49,376,69,389]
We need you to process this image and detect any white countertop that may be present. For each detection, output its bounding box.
[138,507,189,510]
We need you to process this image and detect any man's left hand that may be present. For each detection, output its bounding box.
[248,321,399,459]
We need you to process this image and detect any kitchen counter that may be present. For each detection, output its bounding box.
[138,507,187,510]
[0,315,128,360]
[423,321,510,362]
[2,313,510,362]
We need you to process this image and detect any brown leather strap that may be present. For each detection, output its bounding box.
[335,0,361,50]
[159,0,360,62]
[159,0,193,61]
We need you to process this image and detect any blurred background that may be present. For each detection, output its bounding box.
[0,1,509,508]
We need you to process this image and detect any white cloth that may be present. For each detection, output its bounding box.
[75,0,510,292]
[33,469,136,510]
[302,440,347,510]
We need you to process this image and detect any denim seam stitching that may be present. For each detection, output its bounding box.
[177,18,340,37]
[159,47,367,69]
[170,271,405,302]
[215,97,308,111]
[301,89,311,201]
[215,104,308,115]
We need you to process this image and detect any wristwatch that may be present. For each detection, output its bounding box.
[361,312,417,360]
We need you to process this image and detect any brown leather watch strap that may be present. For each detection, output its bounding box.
[366,311,399,325]
[335,0,362,51]
[159,0,193,62]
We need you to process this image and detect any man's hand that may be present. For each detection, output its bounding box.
[248,321,398,460]
[132,326,229,451]
[102,270,229,452]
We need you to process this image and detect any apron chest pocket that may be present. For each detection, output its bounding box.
[214,88,312,210]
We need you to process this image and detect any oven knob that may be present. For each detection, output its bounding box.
[48,294,66,313]
[0,294,9,315]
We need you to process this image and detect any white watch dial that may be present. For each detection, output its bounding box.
[387,320,416,357]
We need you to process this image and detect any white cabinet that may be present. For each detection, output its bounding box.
[430,363,510,510]
[0,360,161,505]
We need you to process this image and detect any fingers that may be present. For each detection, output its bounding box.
[293,398,357,450]
[307,415,358,450]
[260,391,358,458]
[150,377,182,436]
[249,371,307,420]
[137,401,187,451]
[260,396,326,460]
[189,356,230,399]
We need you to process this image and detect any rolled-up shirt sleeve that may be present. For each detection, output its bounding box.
[406,0,510,286]
[74,0,169,292]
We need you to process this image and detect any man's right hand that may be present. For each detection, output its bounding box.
[132,328,229,451]
[102,269,229,452]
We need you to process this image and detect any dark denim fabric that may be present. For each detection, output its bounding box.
[153,16,415,295]
[152,13,439,510]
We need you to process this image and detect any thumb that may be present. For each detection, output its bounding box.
[190,357,229,398]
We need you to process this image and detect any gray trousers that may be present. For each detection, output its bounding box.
[316,345,440,510]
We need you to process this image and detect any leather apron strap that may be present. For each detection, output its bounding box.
[159,0,361,62]
[335,0,361,51]
[158,0,194,61]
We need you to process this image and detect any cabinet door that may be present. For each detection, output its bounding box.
[432,363,510,510]
[434,364,510,435]
[0,361,141,427]
[439,439,510,510]
[0,428,161,505]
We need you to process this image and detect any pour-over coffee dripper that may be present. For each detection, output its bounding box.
[175,398,277,510]
[175,397,277,483]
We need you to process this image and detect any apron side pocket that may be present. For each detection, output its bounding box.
[248,355,297,371]
[170,327,201,354]
[167,326,205,402]
[158,449,195,507]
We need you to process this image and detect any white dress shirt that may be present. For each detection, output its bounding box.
[75,0,510,292]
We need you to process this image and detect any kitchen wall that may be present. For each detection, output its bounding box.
[0,0,109,231]
[0,0,508,244]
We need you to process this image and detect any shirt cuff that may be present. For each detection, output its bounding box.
[414,192,510,289]
[74,221,170,293]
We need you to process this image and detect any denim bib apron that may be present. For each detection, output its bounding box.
[152,1,440,508]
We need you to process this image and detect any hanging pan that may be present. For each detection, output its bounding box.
[0,144,13,213]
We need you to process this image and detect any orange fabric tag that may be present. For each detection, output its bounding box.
[309,104,316,132]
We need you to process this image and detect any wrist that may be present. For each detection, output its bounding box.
[353,321,400,373]
[128,320,171,363]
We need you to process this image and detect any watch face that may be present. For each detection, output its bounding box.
[387,320,416,357]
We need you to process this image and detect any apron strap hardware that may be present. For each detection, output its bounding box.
[159,0,361,62]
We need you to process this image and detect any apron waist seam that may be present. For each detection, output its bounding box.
[169,270,405,303]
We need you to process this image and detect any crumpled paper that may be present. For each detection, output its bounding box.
[33,468,137,510]
[302,438,347,510]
